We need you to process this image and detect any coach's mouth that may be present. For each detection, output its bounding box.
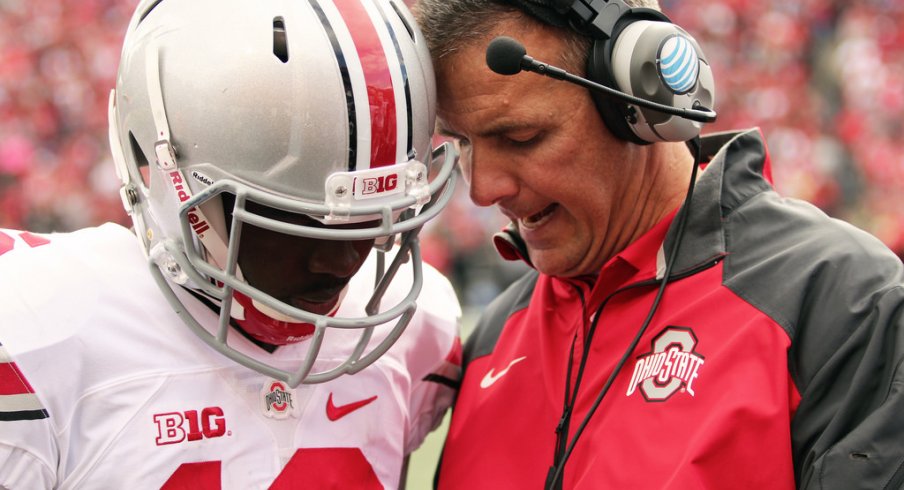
[520,203,558,230]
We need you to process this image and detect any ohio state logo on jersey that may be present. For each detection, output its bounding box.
[626,326,705,402]
[261,380,299,420]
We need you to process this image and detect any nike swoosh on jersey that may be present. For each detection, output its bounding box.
[326,393,378,421]
[480,356,527,389]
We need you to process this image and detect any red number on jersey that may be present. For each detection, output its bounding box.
[161,448,382,489]
[271,448,382,489]
[0,231,50,257]
[161,462,221,490]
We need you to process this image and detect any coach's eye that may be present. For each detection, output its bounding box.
[504,129,541,147]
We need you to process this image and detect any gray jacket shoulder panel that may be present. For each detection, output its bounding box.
[462,269,539,368]
[717,162,904,489]
[722,189,904,384]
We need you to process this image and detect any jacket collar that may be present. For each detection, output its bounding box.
[665,128,773,275]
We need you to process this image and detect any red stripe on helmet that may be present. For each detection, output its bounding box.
[333,0,397,168]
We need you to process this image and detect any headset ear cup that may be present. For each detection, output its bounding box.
[587,37,651,145]
[582,10,715,144]
[611,21,714,142]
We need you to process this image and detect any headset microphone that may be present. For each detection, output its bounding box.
[485,36,716,125]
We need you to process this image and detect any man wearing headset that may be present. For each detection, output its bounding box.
[0,0,461,487]
[414,0,904,488]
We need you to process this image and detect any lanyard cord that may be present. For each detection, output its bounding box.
[546,137,703,489]
[549,285,627,490]
[552,334,578,471]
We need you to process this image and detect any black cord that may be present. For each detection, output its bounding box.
[546,136,703,489]
[551,334,579,477]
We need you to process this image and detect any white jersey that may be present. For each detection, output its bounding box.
[0,223,461,489]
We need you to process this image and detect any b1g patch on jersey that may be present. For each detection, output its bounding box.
[261,380,299,420]
[153,407,229,446]
[626,326,705,402]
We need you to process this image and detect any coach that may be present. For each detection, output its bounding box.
[414,0,904,488]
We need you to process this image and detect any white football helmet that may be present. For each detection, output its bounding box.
[108,0,456,387]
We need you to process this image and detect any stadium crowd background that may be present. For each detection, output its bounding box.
[2,0,903,316]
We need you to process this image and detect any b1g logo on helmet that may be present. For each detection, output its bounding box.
[626,326,705,402]
[360,173,399,196]
[658,35,699,94]
[355,171,404,200]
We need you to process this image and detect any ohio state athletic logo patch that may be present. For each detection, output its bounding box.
[626,326,705,402]
[261,380,299,419]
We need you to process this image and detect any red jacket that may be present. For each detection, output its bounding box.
[437,130,904,489]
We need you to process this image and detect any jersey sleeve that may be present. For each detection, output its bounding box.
[402,265,462,455]
[405,336,461,455]
[0,347,58,488]
[0,230,61,487]
[0,441,57,489]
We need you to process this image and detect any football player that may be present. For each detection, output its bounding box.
[0,0,460,487]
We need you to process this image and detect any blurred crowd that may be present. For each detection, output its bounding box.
[665,0,904,252]
[1,0,903,310]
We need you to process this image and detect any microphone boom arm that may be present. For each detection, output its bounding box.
[520,56,716,123]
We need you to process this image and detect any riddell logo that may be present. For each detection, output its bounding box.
[169,171,210,236]
[153,407,228,446]
[169,171,192,203]
[626,327,705,402]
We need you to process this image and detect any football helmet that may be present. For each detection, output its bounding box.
[108,0,456,387]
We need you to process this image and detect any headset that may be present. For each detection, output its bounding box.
[486,0,716,144]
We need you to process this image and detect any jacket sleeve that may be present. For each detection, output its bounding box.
[794,282,904,490]
[721,192,904,489]
[765,211,904,489]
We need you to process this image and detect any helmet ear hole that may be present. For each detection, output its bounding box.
[219,192,236,236]
[127,132,152,188]
[273,17,289,63]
